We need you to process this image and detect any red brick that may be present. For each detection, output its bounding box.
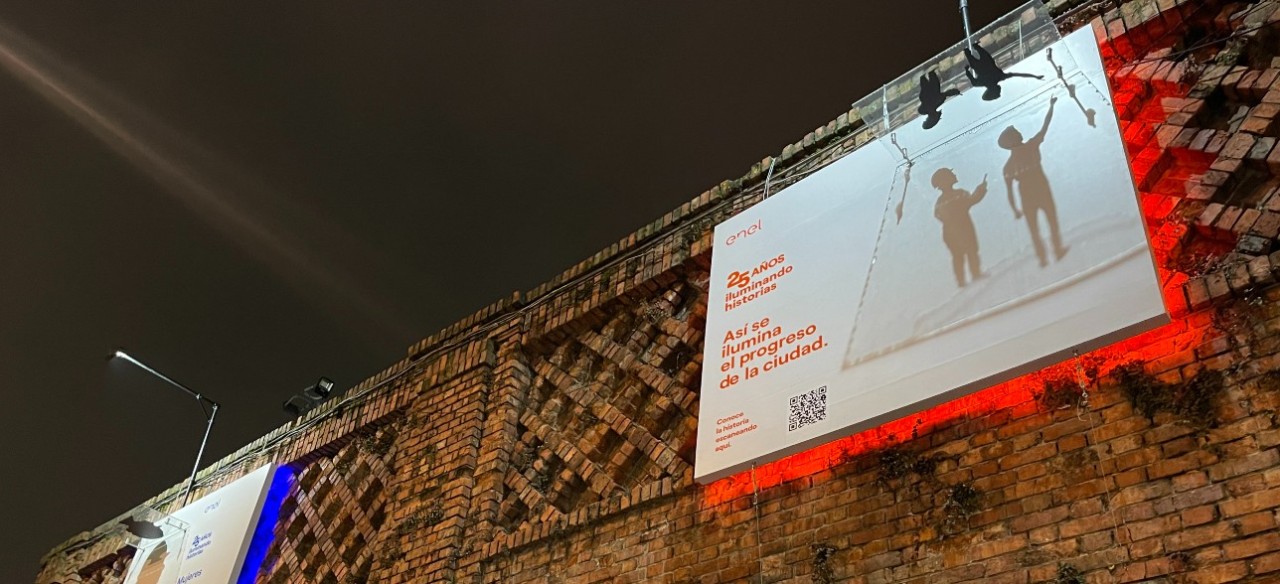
[1193,561,1250,583]
[1223,532,1280,560]
[1220,488,1280,517]
[1255,551,1280,574]
[1208,450,1280,482]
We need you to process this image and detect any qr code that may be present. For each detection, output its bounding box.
[788,386,827,432]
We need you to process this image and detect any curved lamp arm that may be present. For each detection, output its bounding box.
[111,349,221,506]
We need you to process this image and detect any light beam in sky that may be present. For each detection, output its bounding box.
[0,19,416,341]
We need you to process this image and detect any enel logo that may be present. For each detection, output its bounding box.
[724,220,762,246]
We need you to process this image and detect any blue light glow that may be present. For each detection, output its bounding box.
[236,465,294,584]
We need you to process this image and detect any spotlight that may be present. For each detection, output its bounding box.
[303,377,335,401]
[282,377,336,418]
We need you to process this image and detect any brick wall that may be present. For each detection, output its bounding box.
[37,1,1280,583]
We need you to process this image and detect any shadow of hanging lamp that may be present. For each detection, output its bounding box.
[118,517,165,539]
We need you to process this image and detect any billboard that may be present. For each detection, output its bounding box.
[122,463,278,584]
[695,27,1168,483]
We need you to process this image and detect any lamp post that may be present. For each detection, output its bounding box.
[111,349,220,507]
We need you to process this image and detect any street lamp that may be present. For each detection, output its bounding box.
[110,349,220,508]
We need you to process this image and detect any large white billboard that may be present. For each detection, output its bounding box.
[695,28,1168,483]
[122,463,277,584]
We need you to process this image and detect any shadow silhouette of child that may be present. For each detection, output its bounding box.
[933,168,989,287]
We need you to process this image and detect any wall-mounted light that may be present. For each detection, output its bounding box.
[282,377,335,418]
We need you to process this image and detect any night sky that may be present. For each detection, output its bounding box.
[0,1,1026,580]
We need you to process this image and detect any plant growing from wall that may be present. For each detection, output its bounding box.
[376,539,401,570]
[513,443,538,472]
[529,468,553,493]
[333,448,358,475]
[342,565,371,584]
[396,501,445,536]
[680,225,700,249]
[874,445,982,539]
[875,446,943,488]
[936,483,982,537]
[1215,36,1247,66]
[810,543,837,584]
[640,299,672,324]
[1035,354,1102,413]
[1114,362,1225,429]
[1036,377,1089,412]
[1054,563,1085,584]
[359,428,397,458]
[1211,286,1268,350]
[1212,286,1273,380]
[1169,550,1195,572]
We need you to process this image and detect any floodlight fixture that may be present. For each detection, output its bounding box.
[303,377,334,401]
[283,377,337,418]
[110,349,220,506]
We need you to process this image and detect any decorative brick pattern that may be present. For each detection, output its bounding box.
[251,421,401,584]
[483,275,704,549]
